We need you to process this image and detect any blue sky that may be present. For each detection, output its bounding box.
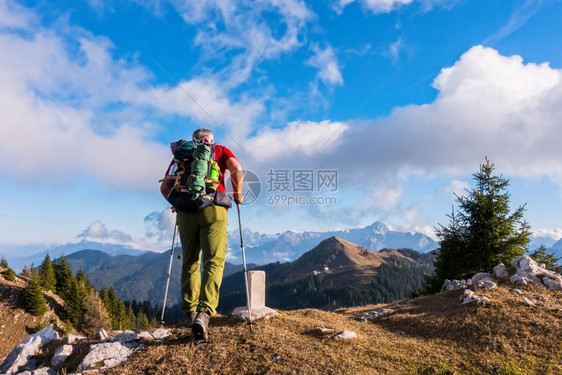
[1,0,562,256]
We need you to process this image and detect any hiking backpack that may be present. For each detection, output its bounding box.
[160,139,231,212]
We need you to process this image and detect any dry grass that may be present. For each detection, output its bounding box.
[109,284,562,375]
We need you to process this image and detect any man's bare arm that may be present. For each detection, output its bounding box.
[226,157,244,204]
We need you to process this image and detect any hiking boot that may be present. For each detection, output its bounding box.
[191,311,210,341]
[186,311,198,328]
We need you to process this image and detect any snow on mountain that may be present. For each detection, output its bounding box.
[227,221,438,265]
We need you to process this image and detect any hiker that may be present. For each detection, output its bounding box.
[160,128,244,340]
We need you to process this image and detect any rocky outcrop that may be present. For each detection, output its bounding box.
[460,289,490,305]
[511,256,562,291]
[0,326,171,374]
[442,255,562,306]
[355,308,393,322]
[0,327,59,374]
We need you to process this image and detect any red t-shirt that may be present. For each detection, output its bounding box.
[165,144,236,192]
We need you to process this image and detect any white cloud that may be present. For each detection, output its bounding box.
[444,180,470,198]
[245,45,562,232]
[307,44,344,86]
[0,0,35,29]
[247,120,348,162]
[484,0,557,45]
[169,0,313,87]
[79,220,133,242]
[532,228,562,241]
[0,2,264,189]
[144,209,176,242]
[335,0,456,14]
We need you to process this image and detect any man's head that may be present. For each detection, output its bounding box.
[192,128,214,144]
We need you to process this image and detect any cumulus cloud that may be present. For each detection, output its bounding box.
[78,220,133,242]
[0,1,264,189]
[307,44,344,86]
[245,45,562,230]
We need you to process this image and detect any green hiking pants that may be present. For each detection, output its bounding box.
[177,205,228,316]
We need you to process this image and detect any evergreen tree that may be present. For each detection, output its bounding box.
[54,256,73,297]
[136,311,150,330]
[39,254,57,292]
[427,158,531,292]
[530,244,562,273]
[127,304,136,329]
[0,256,8,268]
[21,265,32,278]
[2,267,16,281]
[64,277,85,327]
[24,272,48,316]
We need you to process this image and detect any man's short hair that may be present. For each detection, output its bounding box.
[192,128,213,141]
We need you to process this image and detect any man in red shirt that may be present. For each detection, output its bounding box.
[160,128,243,340]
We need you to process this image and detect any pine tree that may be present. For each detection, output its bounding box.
[24,272,48,316]
[39,254,57,292]
[54,256,73,297]
[21,265,32,278]
[428,158,531,292]
[530,244,562,273]
[64,277,85,327]
[136,311,150,330]
[127,304,136,328]
[0,256,8,268]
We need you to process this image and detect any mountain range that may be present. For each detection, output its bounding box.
[64,250,253,308]
[218,236,434,313]
[226,221,439,265]
[63,234,433,312]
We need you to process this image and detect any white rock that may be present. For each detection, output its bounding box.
[510,273,530,286]
[471,272,494,285]
[523,297,535,306]
[79,342,139,371]
[460,289,490,305]
[63,334,87,345]
[332,331,357,341]
[512,289,524,296]
[493,264,510,279]
[442,279,469,292]
[475,278,497,290]
[50,345,73,368]
[111,332,139,343]
[151,328,171,340]
[96,328,109,341]
[543,275,562,291]
[0,326,59,374]
[355,308,393,322]
[137,331,154,341]
[232,306,279,321]
[18,368,56,375]
[316,327,334,334]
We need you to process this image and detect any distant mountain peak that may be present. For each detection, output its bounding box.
[366,221,390,234]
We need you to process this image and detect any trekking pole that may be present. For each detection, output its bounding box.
[236,203,253,333]
[160,217,179,326]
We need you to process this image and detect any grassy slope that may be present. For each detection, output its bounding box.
[110,284,562,375]
[0,277,66,361]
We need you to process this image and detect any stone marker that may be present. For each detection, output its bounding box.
[232,270,278,321]
[248,271,266,309]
